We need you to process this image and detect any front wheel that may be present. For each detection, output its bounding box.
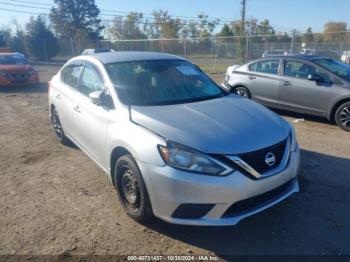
[335,102,350,132]
[233,86,251,98]
[114,155,153,222]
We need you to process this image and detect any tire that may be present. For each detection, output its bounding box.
[335,102,350,132]
[233,86,251,98]
[114,155,153,222]
[51,107,70,145]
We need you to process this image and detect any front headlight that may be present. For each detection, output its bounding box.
[158,141,232,176]
[290,124,298,152]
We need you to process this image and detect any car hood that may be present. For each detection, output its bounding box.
[0,64,33,72]
[130,95,291,154]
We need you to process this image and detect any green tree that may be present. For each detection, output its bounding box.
[197,13,220,38]
[0,27,10,47]
[109,12,147,40]
[49,0,103,40]
[303,27,314,43]
[26,15,59,60]
[8,19,27,54]
[181,20,199,39]
[145,9,183,39]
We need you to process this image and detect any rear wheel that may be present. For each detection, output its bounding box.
[114,155,153,222]
[51,107,70,145]
[233,86,251,98]
[335,102,350,132]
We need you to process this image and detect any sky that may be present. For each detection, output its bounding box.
[0,0,349,33]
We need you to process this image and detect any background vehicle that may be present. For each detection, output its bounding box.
[341,51,350,64]
[222,55,350,131]
[300,49,339,60]
[262,50,288,57]
[81,48,115,55]
[48,51,300,226]
[0,53,39,87]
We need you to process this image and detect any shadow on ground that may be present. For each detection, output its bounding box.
[0,82,48,94]
[144,150,350,257]
[267,107,337,127]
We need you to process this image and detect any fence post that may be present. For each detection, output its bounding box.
[184,39,187,57]
[210,37,214,72]
[70,37,75,56]
[290,31,294,53]
[42,39,48,61]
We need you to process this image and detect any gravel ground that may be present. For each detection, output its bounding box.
[0,65,349,259]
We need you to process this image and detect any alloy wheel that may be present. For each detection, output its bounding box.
[339,106,350,128]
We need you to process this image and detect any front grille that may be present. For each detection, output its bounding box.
[8,73,29,83]
[238,139,287,174]
[222,178,295,218]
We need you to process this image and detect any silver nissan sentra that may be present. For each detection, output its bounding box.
[48,51,300,226]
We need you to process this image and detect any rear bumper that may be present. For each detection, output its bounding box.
[138,145,300,226]
[0,74,39,86]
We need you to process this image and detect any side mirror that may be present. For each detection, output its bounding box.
[307,74,322,82]
[89,90,104,105]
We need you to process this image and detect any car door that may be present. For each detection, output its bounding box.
[247,59,282,106]
[55,62,82,136]
[278,59,332,116]
[70,63,113,165]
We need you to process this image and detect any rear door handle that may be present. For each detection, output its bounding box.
[248,75,256,79]
[73,106,81,113]
[281,80,291,86]
[56,94,61,100]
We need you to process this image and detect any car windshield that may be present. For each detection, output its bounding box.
[0,54,28,65]
[105,59,226,106]
[313,58,350,81]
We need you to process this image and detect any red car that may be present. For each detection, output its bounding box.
[0,53,39,87]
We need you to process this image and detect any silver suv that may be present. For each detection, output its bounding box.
[49,52,300,226]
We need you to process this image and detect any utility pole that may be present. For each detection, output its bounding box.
[241,0,246,35]
[239,0,247,63]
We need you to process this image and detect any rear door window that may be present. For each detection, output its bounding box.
[61,64,82,89]
[249,60,280,75]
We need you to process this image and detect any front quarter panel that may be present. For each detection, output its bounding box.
[105,107,166,171]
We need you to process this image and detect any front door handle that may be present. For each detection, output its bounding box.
[248,75,256,79]
[56,94,61,100]
[73,106,81,113]
[281,80,292,86]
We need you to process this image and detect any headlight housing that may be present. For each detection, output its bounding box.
[158,141,232,176]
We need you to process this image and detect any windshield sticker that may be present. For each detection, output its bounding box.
[176,65,200,76]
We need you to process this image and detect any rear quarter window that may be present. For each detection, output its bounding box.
[249,60,279,75]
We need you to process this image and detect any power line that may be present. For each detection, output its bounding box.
[9,0,51,5]
[0,2,50,9]
[0,6,46,14]
[0,3,292,32]
[7,0,293,28]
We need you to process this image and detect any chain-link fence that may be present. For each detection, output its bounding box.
[23,31,350,73]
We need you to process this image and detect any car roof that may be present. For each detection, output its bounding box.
[90,51,186,64]
[255,55,334,61]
